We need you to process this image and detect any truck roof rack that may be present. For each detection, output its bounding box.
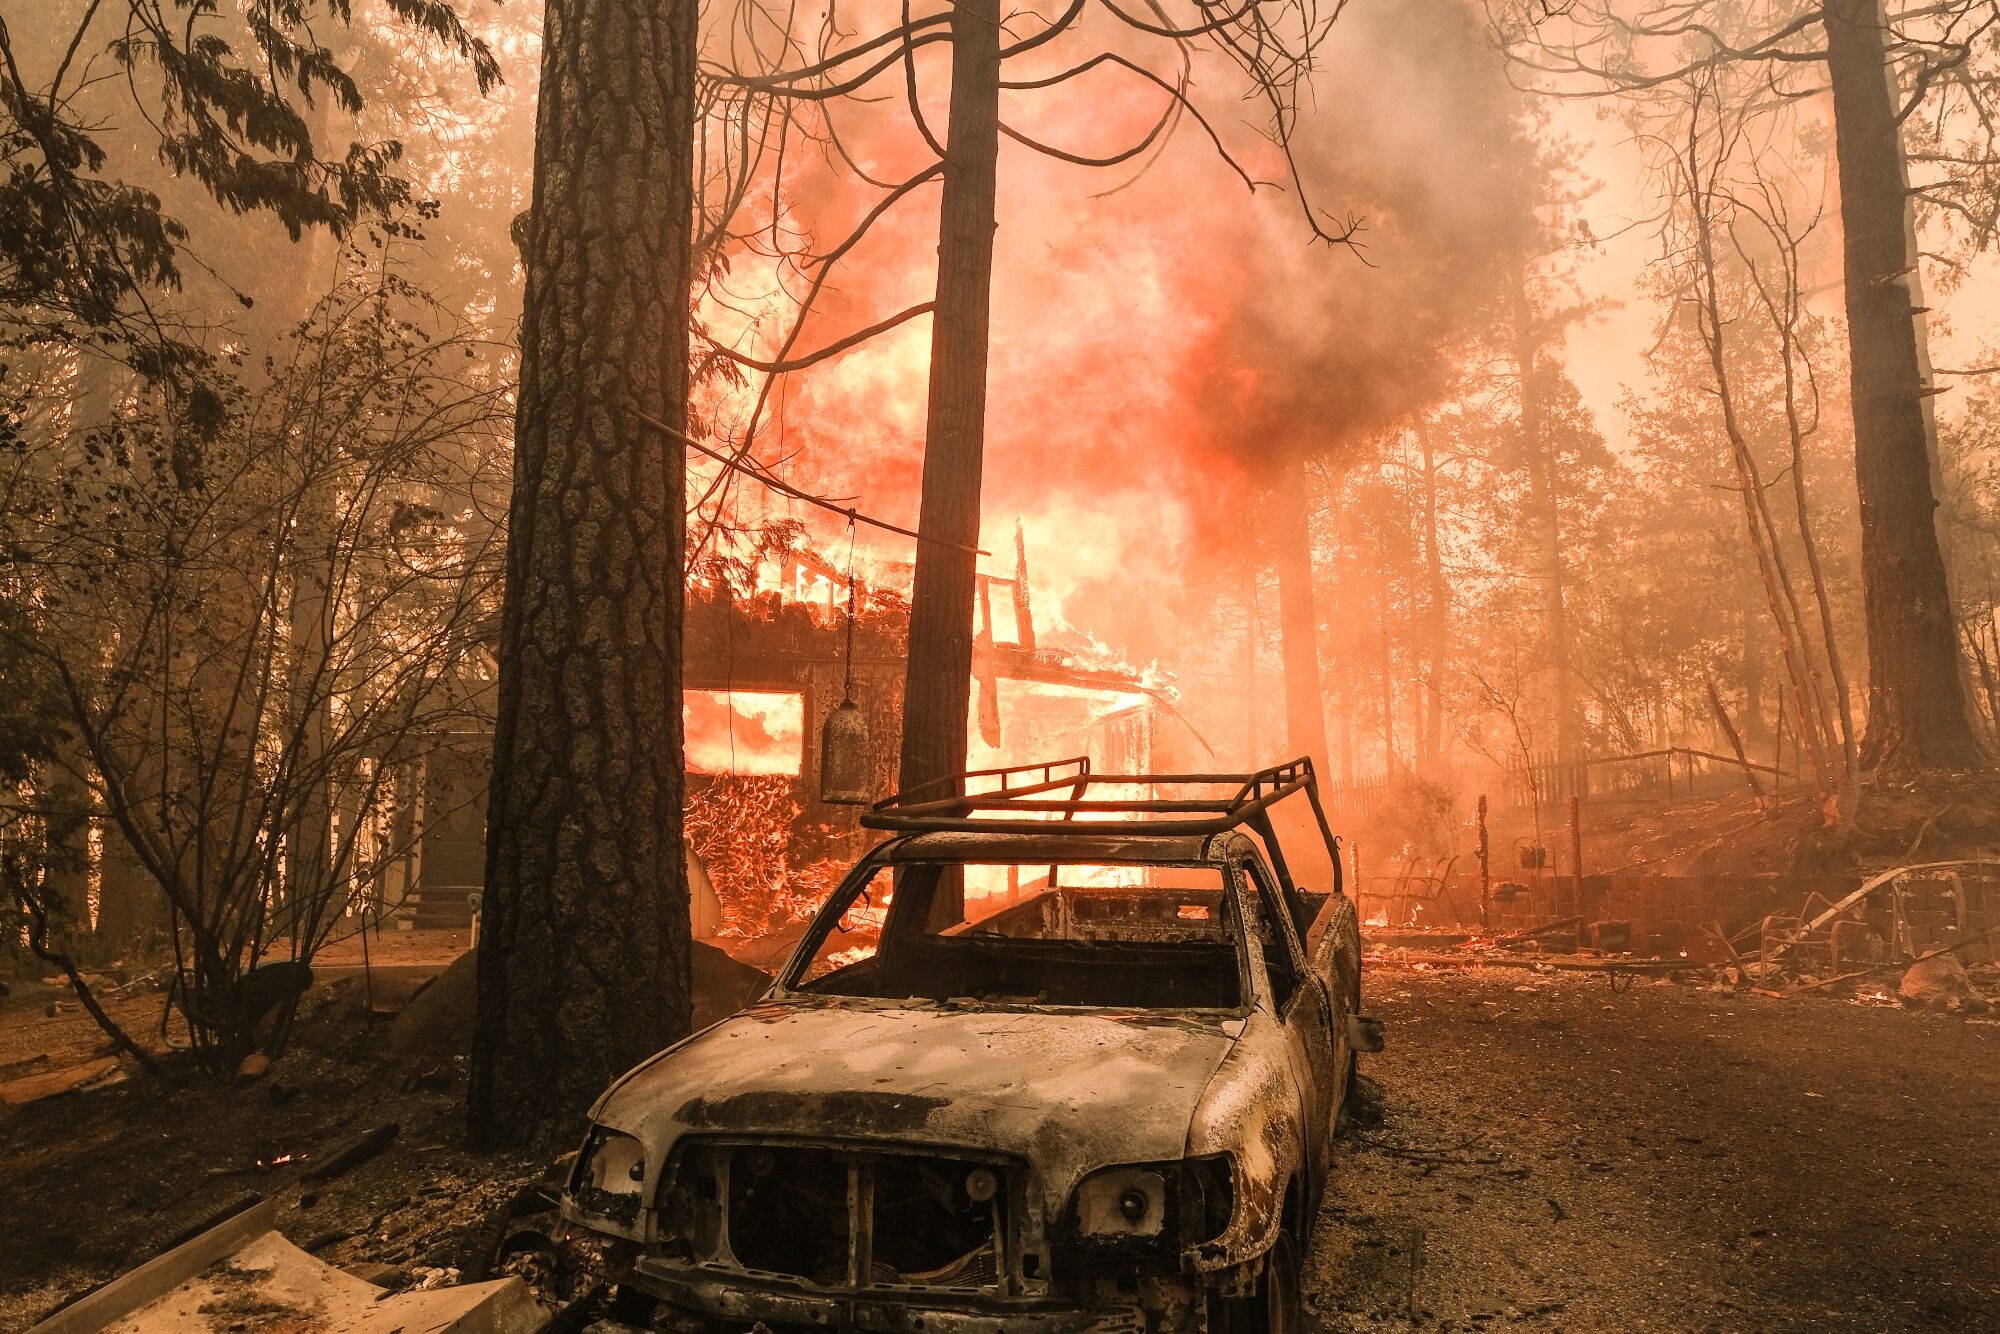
[861,756,1343,895]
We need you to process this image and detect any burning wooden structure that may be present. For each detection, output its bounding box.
[406,531,1206,940]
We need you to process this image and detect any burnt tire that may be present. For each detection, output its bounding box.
[1215,1228,1304,1334]
[1336,966,1363,1133]
[1339,1043,1360,1126]
[1255,1228,1305,1334]
[1330,896,1364,1134]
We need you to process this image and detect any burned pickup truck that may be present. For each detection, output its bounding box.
[563,758,1376,1332]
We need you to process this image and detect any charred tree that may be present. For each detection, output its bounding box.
[1822,0,1984,772]
[470,0,697,1149]
[897,0,1002,801]
[1011,520,1037,652]
[1680,114,1841,798]
[1505,1,1986,773]
[1273,456,1331,774]
[1418,425,1449,773]
[1376,526,1398,775]
[1512,277,1577,795]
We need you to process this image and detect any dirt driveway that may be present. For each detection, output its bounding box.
[7,951,1996,1333]
[1308,967,2000,1332]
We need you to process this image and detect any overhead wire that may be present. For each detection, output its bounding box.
[626,405,991,556]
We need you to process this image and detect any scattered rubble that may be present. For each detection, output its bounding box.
[1365,860,2000,1016]
[0,1055,124,1108]
[1899,951,1991,1014]
[303,1123,402,1184]
[0,931,783,1330]
[26,1197,544,1334]
[1307,967,2000,1330]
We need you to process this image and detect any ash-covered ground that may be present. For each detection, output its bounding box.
[1309,967,2000,1333]
[4,958,1996,1332]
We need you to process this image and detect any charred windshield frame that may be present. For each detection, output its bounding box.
[773,843,1258,1015]
[1231,852,1311,1018]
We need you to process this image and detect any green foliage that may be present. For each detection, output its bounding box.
[0,1,499,401]
[1,237,509,1071]
[0,367,70,787]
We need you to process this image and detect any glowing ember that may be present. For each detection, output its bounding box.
[821,944,876,971]
[684,776,847,934]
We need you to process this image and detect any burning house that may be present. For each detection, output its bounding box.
[405,527,1207,950]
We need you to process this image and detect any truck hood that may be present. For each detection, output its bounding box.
[593,998,1243,1175]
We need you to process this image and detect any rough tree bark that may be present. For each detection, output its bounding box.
[1273,455,1330,775]
[898,0,1001,803]
[1823,0,1984,771]
[469,0,696,1149]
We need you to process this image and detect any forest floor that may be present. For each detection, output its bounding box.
[0,947,547,1333]
[1308,964,2000,1333]
[2,959,1994,1332]
[4,768,1999,1334]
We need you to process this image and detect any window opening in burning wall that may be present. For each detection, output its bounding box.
[684,689,805,777]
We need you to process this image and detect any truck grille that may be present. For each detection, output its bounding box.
[670,1141,1009,1292]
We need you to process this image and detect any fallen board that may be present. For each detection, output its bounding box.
[0,1056,122,1108]
[1365,952,1696,974]
[30,1197,545,1334]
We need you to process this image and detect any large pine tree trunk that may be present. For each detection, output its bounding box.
[469,0,696,1149]
[1273,456,1330,774]
[898,0,1002,801]
[1823,0,1984,772]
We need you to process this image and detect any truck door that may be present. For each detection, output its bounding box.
[1238,853,1336,1182]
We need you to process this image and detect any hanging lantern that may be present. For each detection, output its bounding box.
[819,697,872,804]
[820,512,872,805]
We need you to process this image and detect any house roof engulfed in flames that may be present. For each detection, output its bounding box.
[681,526,1208,945]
